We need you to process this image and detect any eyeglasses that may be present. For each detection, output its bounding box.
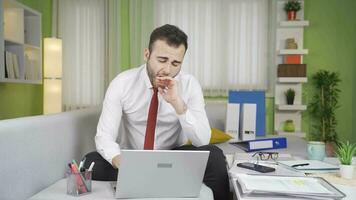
[252,152,279,163]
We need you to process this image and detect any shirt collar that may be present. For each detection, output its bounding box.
[141,64,154,89]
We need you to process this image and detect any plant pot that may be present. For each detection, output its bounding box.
[307,141,326,161]
[283,120,295,132]
[339,164,354,179]
[325,142,335,157]
[287,11,297,20]
[286,96,294,105]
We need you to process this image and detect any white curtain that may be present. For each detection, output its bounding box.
[131,0,269,96]
[58,0,120,110]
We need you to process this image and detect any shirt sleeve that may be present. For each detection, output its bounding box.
[177,77,211,146]
[95,80,122,165]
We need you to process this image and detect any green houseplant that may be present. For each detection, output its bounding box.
[284,0,301,20]
[309,70,341,157]
[284,88,295,105]
[283,120,295,132]
[335,141,356,179]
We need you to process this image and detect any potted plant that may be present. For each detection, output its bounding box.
[309,70,341,157]
[283,120,295,132]
[284,0,301,20]
[335,141,356,179]
[284,88,295,105]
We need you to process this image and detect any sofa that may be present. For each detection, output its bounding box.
[0,101,231,200]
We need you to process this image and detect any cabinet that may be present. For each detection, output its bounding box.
[273,0,308,138]
[0,0,42,84]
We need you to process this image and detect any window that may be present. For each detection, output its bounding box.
[131,0,270,96]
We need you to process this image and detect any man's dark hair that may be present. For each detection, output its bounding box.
[148,24,188,53]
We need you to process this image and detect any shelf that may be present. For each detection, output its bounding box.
[276,131,305,138]
[5,39,24,45]
[25,44,41,50]
[0,78,42,84]
[1,0,42,84]
[279,20,309,27]
[277,77,308,83]
[278,49,308,55]
[276,104,307,111]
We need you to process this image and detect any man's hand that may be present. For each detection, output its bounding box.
[155,77,187,115]
[112,154,121,169]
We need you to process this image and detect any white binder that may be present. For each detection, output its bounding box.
[225,103,240,141]
[239,104,256,141]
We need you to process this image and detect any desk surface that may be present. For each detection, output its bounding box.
[218,136,356,200]
[29,179,213,200]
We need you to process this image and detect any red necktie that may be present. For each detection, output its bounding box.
[144,88,158,150]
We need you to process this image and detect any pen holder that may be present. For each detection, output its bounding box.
[66,170,92,196]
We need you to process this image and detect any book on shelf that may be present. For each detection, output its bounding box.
[5,51,15,79]
[4,51,8,78]
[24,55,40,80]
[12,53,20,78]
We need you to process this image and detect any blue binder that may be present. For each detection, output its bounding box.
[230,137,287,152]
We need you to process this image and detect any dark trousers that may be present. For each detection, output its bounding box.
[84,145,230,200]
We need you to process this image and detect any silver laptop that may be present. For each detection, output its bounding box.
[114,150,210,199]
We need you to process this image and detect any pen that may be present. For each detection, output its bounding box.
[88,162,95,171]
[291,163,309,168]
[79,157,86,170]
[79,161,83,171]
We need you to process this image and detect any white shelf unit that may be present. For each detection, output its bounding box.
[279,20,309,27]
[276,104,307,111]
[273,0,308,137]
[0,0,42,84]
[278,49,308,55]
[277,131,306,138]
[277,77,308,83]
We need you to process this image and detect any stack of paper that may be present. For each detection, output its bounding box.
[233,174,346,199]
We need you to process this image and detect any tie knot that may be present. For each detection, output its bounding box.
[153,87,158,94]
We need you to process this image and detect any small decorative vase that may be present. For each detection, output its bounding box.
[287,11,297,20]
[286,96,294,105]
[284,120,295,132]
[340,165,354,179]
[286,38,298,49]
[307,141,326,161]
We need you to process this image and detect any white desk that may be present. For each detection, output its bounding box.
[218,136,356,200]
[29,179,214,200]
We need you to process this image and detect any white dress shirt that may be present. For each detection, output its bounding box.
[95,64,211,165]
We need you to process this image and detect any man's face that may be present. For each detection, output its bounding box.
[144,39,186,87]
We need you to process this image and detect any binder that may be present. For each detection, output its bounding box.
[230,137,287,152]
[239,104,256,141]
[228,91,265,137]
[225,103,240,141]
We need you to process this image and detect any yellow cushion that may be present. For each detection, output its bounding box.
[186,128,233,145]
[210,128,233,144]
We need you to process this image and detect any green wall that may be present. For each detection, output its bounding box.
[354,56,356,142]
[0,0,52,119]
[120,0,131,71]
[303,0,356,143]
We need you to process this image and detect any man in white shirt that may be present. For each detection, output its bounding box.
[84,24,229,200]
